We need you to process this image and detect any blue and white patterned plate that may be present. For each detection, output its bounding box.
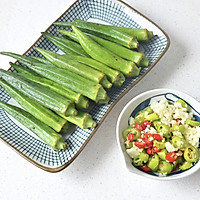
[0,0,170,172]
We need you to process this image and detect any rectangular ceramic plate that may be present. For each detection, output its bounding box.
[0,0,170,172]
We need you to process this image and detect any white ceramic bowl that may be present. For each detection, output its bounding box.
[116,89,200,180]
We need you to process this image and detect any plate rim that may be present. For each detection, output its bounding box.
[0,0,170,173]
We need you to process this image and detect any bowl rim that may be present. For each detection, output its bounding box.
[116,88,200,180]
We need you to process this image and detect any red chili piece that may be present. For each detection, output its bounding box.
[140,133,151,140]
[152,146,161,153]
[153,134,163,141]
[127,133,134,142]
[142,120,152,127]
[165,152,179,162]
[139,133,146,140]
[140,165,151,172]
[146,148,153,155]
[145,139,153,148]
[134,141,146,149]
[135,122,145,131]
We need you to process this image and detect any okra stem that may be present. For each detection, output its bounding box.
[148,31,153,39]
[72,26,141,77]
[139,56,149,67]
[113,27,149,41]
[97,95,110,105]
[0,101,67,151]
[65,104,77,116]
[58,111,97,129]
[60,123,70,134]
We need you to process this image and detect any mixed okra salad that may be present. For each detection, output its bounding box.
[122,99,200,176]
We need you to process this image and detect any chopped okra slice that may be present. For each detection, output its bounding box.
[179,161,193,170]
[147,154,160,171]
[184,145,199,162]
[158,161,173,175]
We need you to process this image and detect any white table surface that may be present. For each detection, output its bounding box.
[1,0,200,199]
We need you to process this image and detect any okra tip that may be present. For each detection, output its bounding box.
[76,96,90,109]
[35,47,42,52]
[41,32,51,37]
[9,62,18,69]
[35,47,46,55]
[53,22,63,26]
[71,25,80,34]
[129,38,139,49]
[54,139,67,151]
[65,104,78,116]
[86,118,97,129]
[0,51,7,55]
[97,95,110,105]
[147,31,153,39]
[41,32,47,36]
[100,77,112,89]
[0,51,12,56]
[113,73,125,87]
[139,56,149,67]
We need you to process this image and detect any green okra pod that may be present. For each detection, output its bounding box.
[54,21,139,49]
[1,51,112,89]
[10,63,89,109]
[60,122,70,134]
[139,56,149,67]
[90,36,144,66]
[42,32,89,57]
[75,19,153,41]
[0,101,67,151]
[13,61,108,103]
[58,29,79,43]
[72,25,141,77]
[147,31,153,39]
[36,48,112,89]
[31,56,52,65]
[0,69,77,116]
[0,79,68,132]
[110,27,150,41]
[58,111,97,129]
[0,51,40,64]
[58,30,146,66]
[61,54,125,87]
[0,51,43,66]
